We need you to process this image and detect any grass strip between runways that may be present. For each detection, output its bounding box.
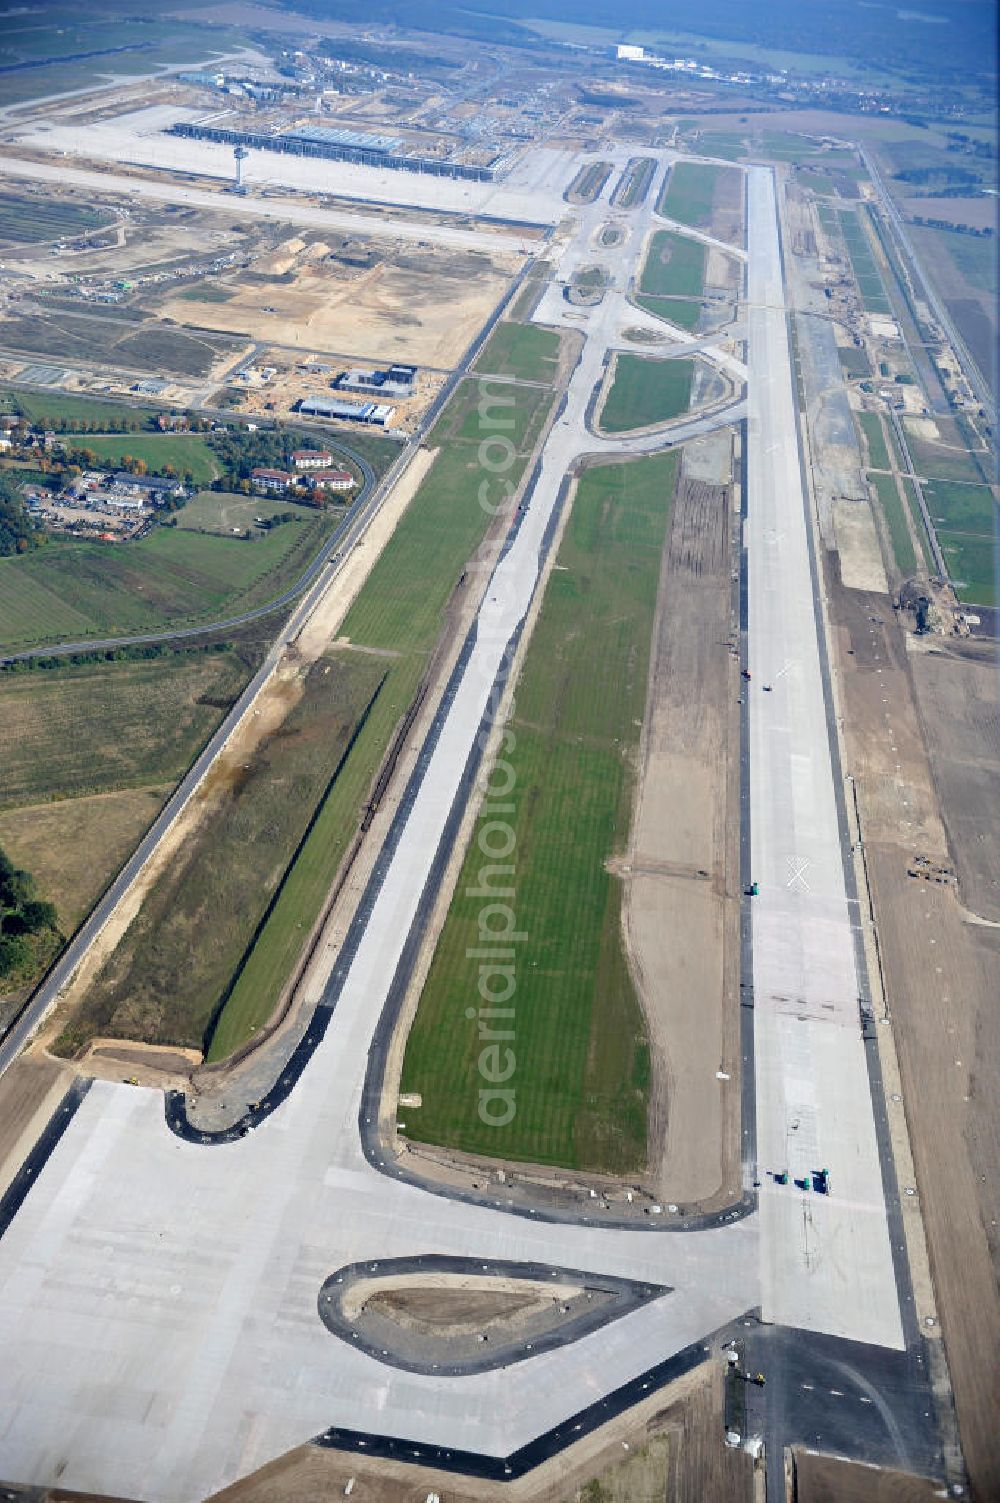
[205,379,553,1058]
[400,449,680,1175]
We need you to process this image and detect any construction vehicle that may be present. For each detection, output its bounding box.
[746,880,759,897]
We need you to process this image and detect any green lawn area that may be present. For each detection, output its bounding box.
[400,449,680,1174]
[634,295,701,331]
[3,386,158,431]
[656,161,718,228]
[0,512,333,652]
[691,132,745,162]
[903,477,932,568]
[205,376,557,1060]
[937,530,998,606]
[858,411,891,471]
[175,491,322,535]
[838,346,870,379]
[179,283,235,303]
[639,230,707,299]
[902,418,990,484]
[838,209,892,315]
[923,479,997,537]
[869,471,917,577]
[600,354,693,432]
[473,322,561,384]
[77,433,219,485]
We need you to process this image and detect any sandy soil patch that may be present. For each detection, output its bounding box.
[162,250,516,367]
[834,497,889,593]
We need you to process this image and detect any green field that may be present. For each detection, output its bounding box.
[690,131,745,162]
[903,477,932,569]
[473,322,561,384]
[838,346,870,380]
[400,449,680,1174]
[179,283,236,303]
[3,387,158,431]
[902,418,989,484]
[0,512,333,652]
[923,479,997,538]
[656,161,718,228]
[937,530,998,606]
[858,411,891,471]
[0,192,112,244]
[0,649,249,811]
[640,230,707,299]
[869,471,917,578]
[838,209,892,314]
[175,491,320,535]
[68,433,219,485]
[634,295,701,332]
[205,375,556,1059]
[600,354,693,432]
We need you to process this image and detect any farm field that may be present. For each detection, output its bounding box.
[0,512,333,652]
[0,192,113,244]
[473,321,562,384]
[600,354,693,432]
[858,410,891,471]
[61,651,386,1058]
[400,449,681,1174]
[869,471,917,578]
[206,375,556,1059]
[0,649,250,810]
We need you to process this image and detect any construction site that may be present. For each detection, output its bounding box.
[0,10,996,1503]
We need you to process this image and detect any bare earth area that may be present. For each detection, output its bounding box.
[208,1359,753,1503]
[623,443,742,1207]
[828,566,1000,1502]
[792,1448,944,1503]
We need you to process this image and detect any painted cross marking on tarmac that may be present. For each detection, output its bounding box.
[773,660,795,681]
[786,856,812,892]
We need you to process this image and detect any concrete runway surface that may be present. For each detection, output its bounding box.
[0,156,910,1501]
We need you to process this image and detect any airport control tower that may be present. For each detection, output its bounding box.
[233,146,249,194]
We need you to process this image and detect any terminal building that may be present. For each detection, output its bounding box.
[170,119,503,182]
